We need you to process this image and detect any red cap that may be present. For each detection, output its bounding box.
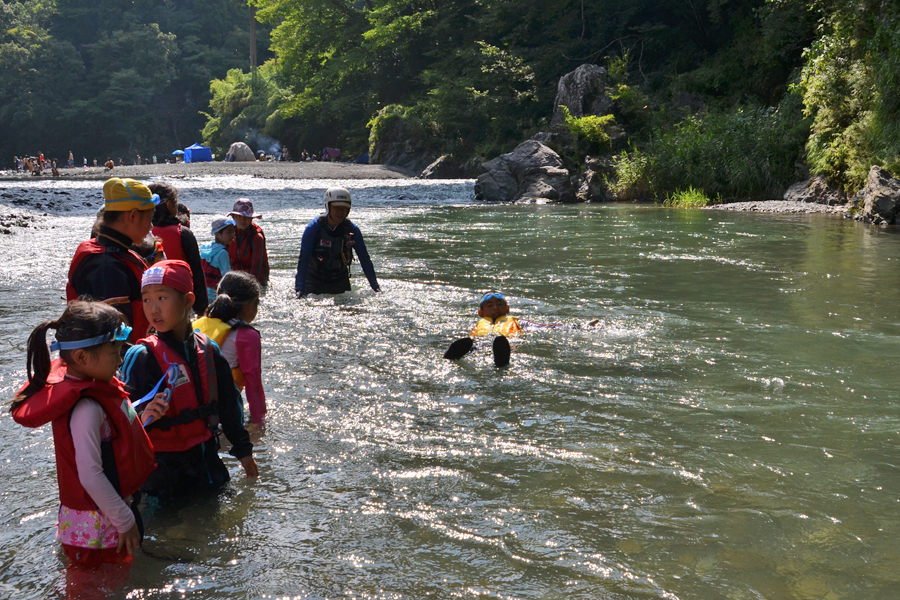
[141,259,193,294]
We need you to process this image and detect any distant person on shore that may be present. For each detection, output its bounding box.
[122,260,258,502]
[93,158,98,167]
[152,154,157,164]
[193,270,267,423]
[227,199,269,286]
[14,156,20,172]
[68,151,74,168]
[443,291,599,367]
[66,177,160,343]
[51,159,59,177]
[148,181,208,315]
[200,217,236,303]
[105,158,114,170]
[301,149,310,161]
[135,154,140,166]
[83,157,87,168]
[11,301,159,567]
[295,187,381,297]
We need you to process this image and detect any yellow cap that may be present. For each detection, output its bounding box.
[102,178,160,212]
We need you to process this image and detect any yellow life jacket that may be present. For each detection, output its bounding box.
[192,316,246,390]
[470,315,523,337]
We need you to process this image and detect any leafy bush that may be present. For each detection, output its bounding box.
[559,105,616,154]
[607,145,653,201]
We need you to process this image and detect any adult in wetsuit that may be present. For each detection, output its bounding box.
[294,187,381,297]
[67,178,160,343]
[147,181,208,315]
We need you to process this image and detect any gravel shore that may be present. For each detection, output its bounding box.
[706,199,852,216]
[0,160,418,181]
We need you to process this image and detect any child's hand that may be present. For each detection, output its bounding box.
[240,455,259,478]
[117,522,142,555]
[140,393,169,425]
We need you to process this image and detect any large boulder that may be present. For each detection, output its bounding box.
[550,64,614,128]
[474,140,576,203]
[576,156,615,202]
[419,155,463,179]
[856,166,900,224]
[783,175,847,205]
[369,108,439,175]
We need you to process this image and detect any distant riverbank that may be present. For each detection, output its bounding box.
[0,160,417,181]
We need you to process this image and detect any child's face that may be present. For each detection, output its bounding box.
[327,204,350,224]
[234,215,253,231]
[216,225,236,246]
[70,341,124,383]
[142,284,193,334]
[481,298,509,320]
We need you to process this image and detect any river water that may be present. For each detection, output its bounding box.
[1,176,899,600]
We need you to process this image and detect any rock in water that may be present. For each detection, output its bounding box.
[474,140,575,203]
[857,166,900,224]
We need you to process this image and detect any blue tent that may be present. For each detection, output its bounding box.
[184,143,212,163]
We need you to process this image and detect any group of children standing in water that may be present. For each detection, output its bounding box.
[12,178,269,570]
[10,176,578,576]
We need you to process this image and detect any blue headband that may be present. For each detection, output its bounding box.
[50,324,132,352]
[480,292,506,305]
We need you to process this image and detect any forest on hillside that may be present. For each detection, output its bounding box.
[3,0,900,199]
[0,0,270,165]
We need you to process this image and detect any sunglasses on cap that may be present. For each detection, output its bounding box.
[50,324,132,352]
[480,292,506,305]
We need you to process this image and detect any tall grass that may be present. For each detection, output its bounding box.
[646,92,810,200]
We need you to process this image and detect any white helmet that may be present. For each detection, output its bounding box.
[324,187,352,211]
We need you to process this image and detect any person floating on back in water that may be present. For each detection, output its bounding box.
[444,291,599,367]
[227,198,270,286]
[294,187,381,297]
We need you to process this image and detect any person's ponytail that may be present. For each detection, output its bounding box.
[12,320,59,407]
[207,294,238,322]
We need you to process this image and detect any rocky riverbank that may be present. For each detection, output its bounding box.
[707,200,851,215]
[0,160,417,181]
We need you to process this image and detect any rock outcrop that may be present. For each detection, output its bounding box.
[575,156,615,202]
[419,155,463,179]
[856,166,900,224]
[474,140,575,203]
[550,64,614,127]
[782,176,847,205]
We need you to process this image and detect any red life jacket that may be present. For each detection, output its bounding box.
[228,222,269,284]
[139,333,219,453]
[11,360,156,510]
[151,223,184,261]
[66,238,150,344]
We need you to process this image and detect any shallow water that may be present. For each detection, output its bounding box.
[1,177,899,600]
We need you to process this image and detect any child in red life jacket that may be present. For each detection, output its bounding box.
[227,199,270,286]
[193,271,267,423]
[10,301,166,565]
[121,260,258,502]
[200,217,236,303]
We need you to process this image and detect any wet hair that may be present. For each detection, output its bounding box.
[101,208,123,225]
[135,235,165,265]
[12,301,123,406]
[207,271,261,321]
[176,202,191,228]
[148,182,179,225]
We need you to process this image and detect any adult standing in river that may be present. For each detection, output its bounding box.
[66,178,159,343]
[294,187,381,297]
[148,181,208,316]
[227,198,270,287]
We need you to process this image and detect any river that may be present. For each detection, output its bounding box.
[1,176,899,600]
